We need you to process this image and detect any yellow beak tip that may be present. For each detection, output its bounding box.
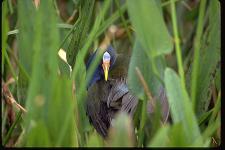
[104,70,108,81]
[104,73,108,81]
[102,62,109,81]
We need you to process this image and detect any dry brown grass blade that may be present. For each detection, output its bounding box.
[2,79,27,113]
[33,0,40,9]
[5,77,15,86]
[99,25,126,50]
[66,9,78,24]
[135,67,155,109]
[135,67,165,126]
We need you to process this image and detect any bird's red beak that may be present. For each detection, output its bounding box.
[102,60,110,81]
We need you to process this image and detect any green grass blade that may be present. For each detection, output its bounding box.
[51,78,78,146]
[115,0,132,43]
[7,0,14,14]
[3,48,17,80]
[3,111,22,146]
[17,0,37,105]
[95,3,126,38]
[198,109,213,126]
[128,40,166,100]
[170,0,186,90]
[2,0,9,72]
[138,96,147,147]
[127,0,173,58]
[86,132,103,147]
[66,0,95,68]
[190,0,207,110]
[107,112,135,147]
[208,91,221,125]
[164,68,203,146]
[148,125,170,147]
[186,0,220,116]
[202,114,220,141]
[25,121,52,146]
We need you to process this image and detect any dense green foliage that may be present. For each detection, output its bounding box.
[2,0,220,147]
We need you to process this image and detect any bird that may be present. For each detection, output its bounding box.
[85,45,138,138]
[85,45,169,138]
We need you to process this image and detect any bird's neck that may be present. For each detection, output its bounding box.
[87,65,103,88]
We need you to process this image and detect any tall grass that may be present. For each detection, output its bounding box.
[2,0,221,147]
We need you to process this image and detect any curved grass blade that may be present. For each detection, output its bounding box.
[127,0,173,58]
[17,0,36,105]
[66,0,95,68]
[164,68,203,146]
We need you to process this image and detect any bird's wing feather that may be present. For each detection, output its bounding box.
[158,86,169,122]
[107,79,128,108]
[121,92,138,116]
[146,86,169,122]
[86,100,108,137]
[86,81,111,137]
[107,79,138,116]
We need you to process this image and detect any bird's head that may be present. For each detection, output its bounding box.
[101,46,116,81]
[86,45,116,88]
[102,51,111,81]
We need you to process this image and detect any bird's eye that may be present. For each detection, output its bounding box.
[103,51,111,62]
